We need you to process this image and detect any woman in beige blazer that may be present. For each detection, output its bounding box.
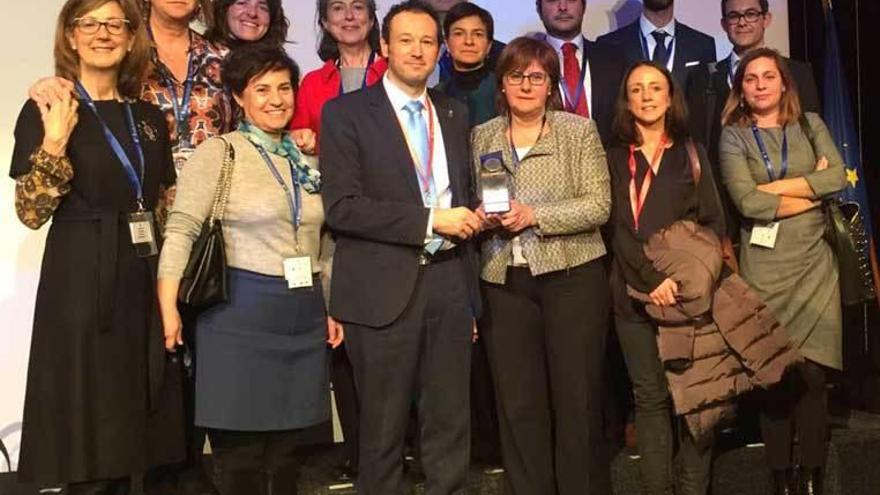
[471,36,611,495]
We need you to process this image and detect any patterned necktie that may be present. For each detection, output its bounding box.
[561,42,589,117]
[651,30,670,67]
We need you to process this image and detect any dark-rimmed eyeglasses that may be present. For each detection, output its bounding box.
[72,17,130,35]
[506,71,548,86]
[723,9,766,25]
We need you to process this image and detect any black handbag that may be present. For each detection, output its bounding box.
[178,137,235,308]
[800,116,875,306]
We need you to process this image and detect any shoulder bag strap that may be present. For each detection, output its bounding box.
[207,137,236,225]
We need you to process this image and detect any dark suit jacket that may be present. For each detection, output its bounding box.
[532,33,626,146]
[319,83,481,327]
[685,54,821,239]
[596,19,716,87]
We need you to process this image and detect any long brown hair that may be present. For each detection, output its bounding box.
[721,47,802,127]
[611,60,689,146]
[494,36,563,116]
[55,0,150,98]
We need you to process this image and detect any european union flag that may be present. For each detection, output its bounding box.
[822,1,879,303]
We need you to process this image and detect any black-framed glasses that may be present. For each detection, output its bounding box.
[72,17,130,35]
[723,9,766,25]
[506,71,548,86]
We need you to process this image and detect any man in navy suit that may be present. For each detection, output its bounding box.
[597,0,716,87]
[320,1,482,493]
[686,0,821,242]
[533,0,626,146]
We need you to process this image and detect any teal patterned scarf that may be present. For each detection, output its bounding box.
[238,121,321,193]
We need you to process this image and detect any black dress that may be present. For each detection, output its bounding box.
[10,100,184,485]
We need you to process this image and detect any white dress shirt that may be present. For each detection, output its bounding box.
[382,74,452,247]
[544,34,594,116]
[639,15,677,73]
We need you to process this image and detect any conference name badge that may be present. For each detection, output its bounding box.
[283,256,313,289]
[750,221,780,249]
[128,210,158,257]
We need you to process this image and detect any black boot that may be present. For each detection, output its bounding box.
[772,468,796,495]
[798,466,824,495]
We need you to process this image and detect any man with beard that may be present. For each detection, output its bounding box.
[597,0,716,87]
[320,2,482,493]
[686,0,820,244]
[533,0,626,146]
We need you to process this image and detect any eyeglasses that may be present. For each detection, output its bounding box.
[723,9,766,25]
[72,17,130,35]
[506,71,548,86]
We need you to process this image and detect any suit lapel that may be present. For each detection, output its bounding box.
[368,84,424,203]
[431,90,463,207]
[622,22,643,62]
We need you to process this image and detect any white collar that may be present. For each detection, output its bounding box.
[639,14,676,38]
[383,73,428,112]
[544,33,584,54]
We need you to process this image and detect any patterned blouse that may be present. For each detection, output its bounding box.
[141,29,234,174]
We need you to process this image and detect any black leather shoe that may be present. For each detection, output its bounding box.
[798,466,824,495]
[772,468,796,495]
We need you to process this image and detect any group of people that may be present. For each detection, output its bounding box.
[10,1,849,495]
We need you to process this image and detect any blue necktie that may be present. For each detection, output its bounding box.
[651,30,669,67]
[403,100,434,204]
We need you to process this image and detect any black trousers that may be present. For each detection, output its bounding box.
[481,261,611,495]
[614,314,713,495]
[332,344,359,468]
[208,428,300,495]
[760,360,829,470]
[345,259,473,495]
[470,335,501,465]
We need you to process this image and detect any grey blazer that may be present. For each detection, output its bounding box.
[471,111,611,284]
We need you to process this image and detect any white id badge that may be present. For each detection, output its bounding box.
[750,222,780,249]
[283,256,313,289]
[128,211,159,257]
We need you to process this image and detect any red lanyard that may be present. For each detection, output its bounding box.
[402,97,436,198]
[628,135,668,231]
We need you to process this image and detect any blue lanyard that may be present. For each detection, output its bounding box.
[163,50,196,147]
[560,47,587,113]
[639,31,675,68]
[74,81,146,209]
[253,144,303,236]
[148,27,196,147]
[751,124,789,181]
[337,51,376,96]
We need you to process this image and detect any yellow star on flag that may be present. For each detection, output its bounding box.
[846,167,859,189]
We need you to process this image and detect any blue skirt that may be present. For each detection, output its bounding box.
[195,268,330,431]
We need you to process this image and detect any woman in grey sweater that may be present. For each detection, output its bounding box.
[719,48,846,495]
[157,44,341,494]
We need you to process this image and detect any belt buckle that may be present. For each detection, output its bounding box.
[418,252,431,266]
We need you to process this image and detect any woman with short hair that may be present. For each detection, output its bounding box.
[158,44,342,494]
[472,36,612,494]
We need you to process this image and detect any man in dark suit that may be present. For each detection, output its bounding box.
[319,1,482,494]
[686,0,821,242]
[533,0,626,146]
[597,0,716,87]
